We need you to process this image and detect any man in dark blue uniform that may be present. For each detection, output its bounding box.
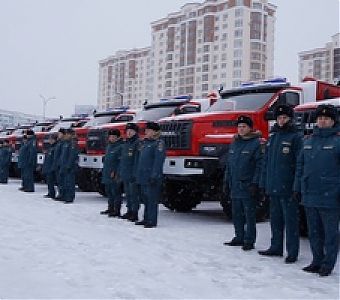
[119,123,140,222]
[52,129,66,200]
[18,130,37,192]
[0,140,12,184]
[258,104,302,263]
[100,129,123,216]
[294,104,339,276]
[59,128,79,203]
[42,134,57,199]
[224,116,262,251]
[135,122,166,228]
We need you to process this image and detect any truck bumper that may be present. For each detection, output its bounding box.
[78,154,103,169]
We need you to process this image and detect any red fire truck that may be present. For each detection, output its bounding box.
[159,77,340,219]
[79,96,213,195]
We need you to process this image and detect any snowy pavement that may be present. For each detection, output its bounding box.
[0,180,338,299]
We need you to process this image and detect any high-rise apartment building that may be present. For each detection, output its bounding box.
[298,33,340,83]
[97,47,151,110]
[150,0,276,100]
[97,0,276,109]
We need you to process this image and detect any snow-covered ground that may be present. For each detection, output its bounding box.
[0,180,338,299]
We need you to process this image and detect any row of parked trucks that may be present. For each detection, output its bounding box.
[1,77,339,232]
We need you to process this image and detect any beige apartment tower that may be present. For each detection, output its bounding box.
[151,0,276,100]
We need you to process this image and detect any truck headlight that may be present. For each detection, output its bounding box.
[184,159,203,169]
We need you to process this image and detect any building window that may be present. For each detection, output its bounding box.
[233,69,242,77]
[234,49,242,58]
[203,45,210,52]
[235,19,243,27]
[234,60,242,67]
[203,54,210,62]
[202,64,209,72]
[202,83,209,91]
[235,8,243,17]
[202,74,209,81]
[234,29,243,38]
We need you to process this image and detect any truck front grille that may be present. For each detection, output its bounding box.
[160,120,192,150]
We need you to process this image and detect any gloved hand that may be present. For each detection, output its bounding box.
[249,183,259,198]
[292,191,302,203]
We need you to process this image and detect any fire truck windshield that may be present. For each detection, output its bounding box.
[83,115,114,127]
[50,121,75,132]
[134,106,176,121]
[208,92,275,112]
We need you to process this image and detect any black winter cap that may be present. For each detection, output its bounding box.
[274,104,294,118]
[108,129,121,137]
[145,121,160,131]
[126,122,139,132]
[236,115,253,128]
[315,104,337,122]
[26,129,35,136]
[58,128,66,134]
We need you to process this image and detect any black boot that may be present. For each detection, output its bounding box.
[100,204,113,215]
[302,264,321,273]
[128,212,138,222]
[120,211,132,220]
[223,237,244,246]
[242,243,254,251]
[258,249,283,256]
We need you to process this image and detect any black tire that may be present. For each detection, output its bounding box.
[77,169,95,192]
[162,180,200,212]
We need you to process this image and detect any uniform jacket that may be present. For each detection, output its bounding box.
[52,140,64,171]
[18,137,37,169]
[119,134,139,182]
[225,132,262,199]
[59,139,79,174]
[260,122,302,196]
[0,146,12,168]
[294,125,340,208]
[42,143,56,175]
[101,139,122,184]
[135,138,166,185]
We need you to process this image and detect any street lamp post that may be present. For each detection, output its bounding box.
[39,94,56,120]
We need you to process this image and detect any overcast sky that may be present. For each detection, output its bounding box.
[0,0,339,117]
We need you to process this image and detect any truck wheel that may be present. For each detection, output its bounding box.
[219,195,232,219]
[77,169,94,192]
[162,181,200,212]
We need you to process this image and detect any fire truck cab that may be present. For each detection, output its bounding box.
[159,78,340,216]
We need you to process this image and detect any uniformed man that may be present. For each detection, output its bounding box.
[223,115,262,251]
[52,128,66,200]
[294,104,339,277]
[135,121,166,228]
[100,129,123,216]
[42,134,57,199]
[18,130,37,192]
[119,123,140,222]
[258,104,302,263]
[58,128,79,203]
[0,140,12,184]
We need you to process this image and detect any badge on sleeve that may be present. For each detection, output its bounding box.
[282,146,290,154]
